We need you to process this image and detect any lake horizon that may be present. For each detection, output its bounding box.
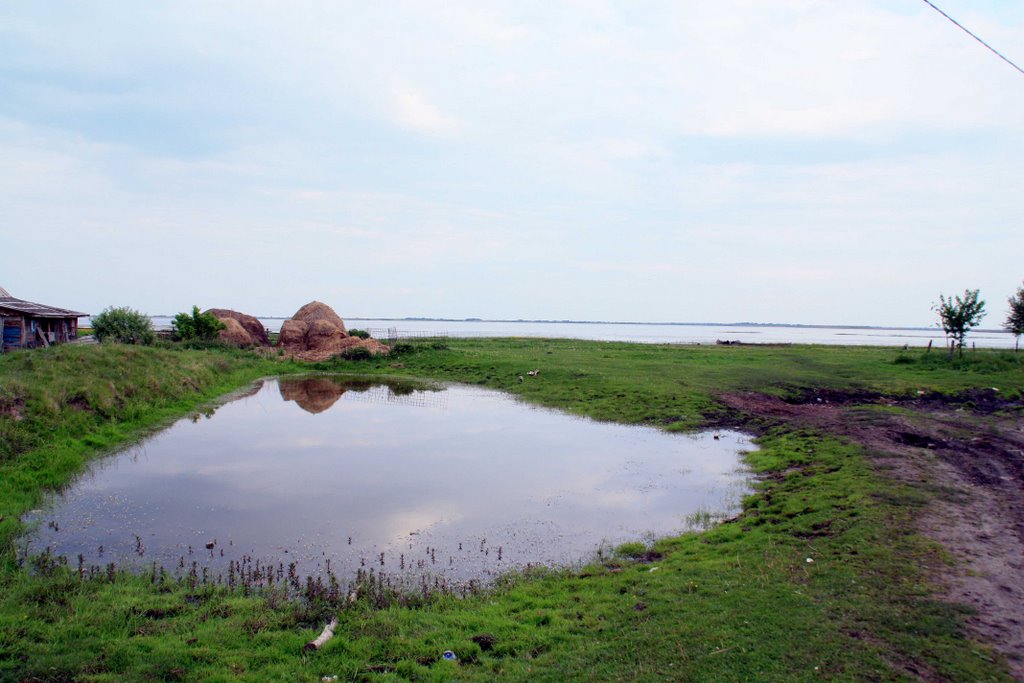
[107,316,1018,349]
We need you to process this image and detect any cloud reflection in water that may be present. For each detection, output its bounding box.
[24,377,752,584]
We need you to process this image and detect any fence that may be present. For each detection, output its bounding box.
[363,328,448,344]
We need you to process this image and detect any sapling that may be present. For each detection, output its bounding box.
[1005,281,1024,352]
[935,289,986,358]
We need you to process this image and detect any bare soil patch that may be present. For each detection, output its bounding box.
[720,390,1024,680]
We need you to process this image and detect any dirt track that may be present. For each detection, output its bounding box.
[719,389,1024,680]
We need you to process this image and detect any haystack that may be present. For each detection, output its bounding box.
[290,301,347,333]
[205,308,270,346]
[218,318,255,347]
[277,300,388,361]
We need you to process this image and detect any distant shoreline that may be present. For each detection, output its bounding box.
[143,315,1006,335]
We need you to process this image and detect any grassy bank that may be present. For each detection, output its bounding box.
[0,344,300,561]
[1,340,1022,681]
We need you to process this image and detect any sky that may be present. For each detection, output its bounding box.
[1,1,1022,327]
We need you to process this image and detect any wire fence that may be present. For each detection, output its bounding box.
[363,327,449,344]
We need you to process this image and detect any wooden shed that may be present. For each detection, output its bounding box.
[0,286,88,351]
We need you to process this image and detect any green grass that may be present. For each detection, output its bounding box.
[373,338,1022,429]
[0,344,301,561]
[1,340,1022,681]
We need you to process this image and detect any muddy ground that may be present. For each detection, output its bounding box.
[719,389,1024,680]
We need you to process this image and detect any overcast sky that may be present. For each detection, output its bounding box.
[2,1,1022,326]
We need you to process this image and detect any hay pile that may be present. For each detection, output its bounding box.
[205,308,270,347]
[278,301,388,361]
[218,318,254,347]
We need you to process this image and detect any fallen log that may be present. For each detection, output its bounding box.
[303,588,359,652]
[305,618,338,651]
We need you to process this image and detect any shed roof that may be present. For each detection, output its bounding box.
[0,293,87,319]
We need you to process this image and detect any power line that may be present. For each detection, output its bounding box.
[920,0,1024,76]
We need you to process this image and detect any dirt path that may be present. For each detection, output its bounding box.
[719,390,1024,680]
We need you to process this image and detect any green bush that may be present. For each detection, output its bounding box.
[91,306,155,345]
[339,346,373,361]
[390,342,415,355]
[347,329,370,339]
[172,306,225,342]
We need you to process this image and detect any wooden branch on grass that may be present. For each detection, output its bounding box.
[305,618,338,651]
[303,588,359,651]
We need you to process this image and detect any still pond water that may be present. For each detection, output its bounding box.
[25,377,751,585]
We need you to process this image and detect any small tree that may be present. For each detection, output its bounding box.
[1005,282,1024,352]
[172,306,225,342]
[935,289,986,358]
[91,306,155,345]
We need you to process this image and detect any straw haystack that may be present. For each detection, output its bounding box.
[217,318,254,347]
[205,308,270,347]
[289,301,347,332]
[277,301,388,361]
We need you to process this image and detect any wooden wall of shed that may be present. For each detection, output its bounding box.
[1,315,25,351]
[0,316,79,350]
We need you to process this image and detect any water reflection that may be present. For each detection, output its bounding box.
[279,376,445,414]
[23,378,752,585]
[280,377,348,413]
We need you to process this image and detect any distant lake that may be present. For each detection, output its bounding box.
[128,317,1017,349]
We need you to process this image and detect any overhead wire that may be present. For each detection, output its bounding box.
[920,0,1024,76]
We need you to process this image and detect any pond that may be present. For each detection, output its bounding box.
[23,377,752,588]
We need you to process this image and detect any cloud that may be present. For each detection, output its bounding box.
[1,1,1021,326]
[388,86,460,135]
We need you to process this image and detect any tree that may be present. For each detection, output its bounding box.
[1005,282,1024,352]
[172,306,225,342]
[935,289,986,358]
[91,306,155,345]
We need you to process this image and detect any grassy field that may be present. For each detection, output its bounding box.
[1,339,1022,681]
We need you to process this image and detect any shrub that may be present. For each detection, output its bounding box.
[172,306,225,342]
[347,329,370,339]
[91,306,155,345]
[389,342,416,355]
[339,346,373,361]
[388,340,446,355]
